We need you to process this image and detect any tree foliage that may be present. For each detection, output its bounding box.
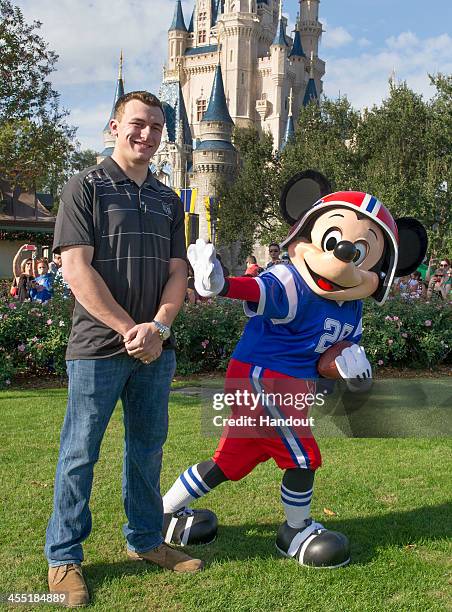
[0,0,77,200]
[217,127,281,256]
[218,78,451,258]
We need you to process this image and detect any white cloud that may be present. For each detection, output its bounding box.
[358,37,371,48]
[16,0,177,89]
[323,26,353,49]
[323,32,452,109]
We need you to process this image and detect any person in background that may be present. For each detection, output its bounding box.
[30,258,54,302]
[266,243,281,269]
[244,256,263,277]
[49,253,62,275]
[425,256,450,284]
[407,271,423,299]
[11,245,35,302]
[281,252,291,264]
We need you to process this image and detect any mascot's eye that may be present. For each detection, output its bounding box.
[322,229,342,252]
[353,242,368,266]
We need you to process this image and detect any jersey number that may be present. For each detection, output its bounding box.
[314,318,354,354]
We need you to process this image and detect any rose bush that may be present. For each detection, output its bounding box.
[0,279,450,388]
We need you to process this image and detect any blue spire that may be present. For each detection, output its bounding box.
[281,115,295,150]
[288,27,305,58]
[303,78,318,106]
[169,0,187,32]
[104,52,125,131]
[272,17,289,47]
[202,63,233,124]
[188,8,194,32]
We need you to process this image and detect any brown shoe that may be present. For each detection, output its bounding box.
[48,564,89,608]
[127,543,204,573]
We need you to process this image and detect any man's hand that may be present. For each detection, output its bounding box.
[335,344,372,393]
[188,239,224,297]
[124,322,163,364]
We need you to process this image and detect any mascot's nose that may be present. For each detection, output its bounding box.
[334,241,357,263]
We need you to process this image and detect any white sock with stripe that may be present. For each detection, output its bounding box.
[281,483,313,529]
[163,464,211,514]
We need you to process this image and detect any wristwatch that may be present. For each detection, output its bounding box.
[152,320,171,341]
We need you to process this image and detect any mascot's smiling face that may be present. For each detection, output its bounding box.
[279,170,428,305]
[289,207,385,301]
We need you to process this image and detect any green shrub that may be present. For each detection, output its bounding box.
[0,279,450,389]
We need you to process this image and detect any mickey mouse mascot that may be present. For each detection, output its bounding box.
[162,171,427,567]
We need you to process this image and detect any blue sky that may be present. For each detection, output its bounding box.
[16,0,452,151]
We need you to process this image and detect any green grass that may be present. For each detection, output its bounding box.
[0,386,451,611]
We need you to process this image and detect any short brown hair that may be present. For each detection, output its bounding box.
[114,91,165,123]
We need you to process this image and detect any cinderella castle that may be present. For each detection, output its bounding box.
[99,0,325,246]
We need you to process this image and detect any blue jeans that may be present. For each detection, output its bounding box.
[45,350,176,566]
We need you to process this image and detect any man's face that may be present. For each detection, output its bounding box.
[53,254,62,268]
[110,99,165,165]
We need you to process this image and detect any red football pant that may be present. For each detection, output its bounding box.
[213,359,322,481]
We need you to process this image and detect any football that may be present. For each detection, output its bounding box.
[317,340,354,379]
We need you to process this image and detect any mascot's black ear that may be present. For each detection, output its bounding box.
[395,218,428,277]
[280,170,332,225]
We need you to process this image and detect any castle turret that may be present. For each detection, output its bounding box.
[168,0,188,71]
[97,52,125,163]
[303,51,318,106]
[192,62,236,240]
[269,1,289,148]
[281,88,295,150]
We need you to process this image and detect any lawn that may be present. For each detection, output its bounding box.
[0,385,451,612]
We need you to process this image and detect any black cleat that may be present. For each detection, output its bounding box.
[163,508,218,546]
[276,519,350,568]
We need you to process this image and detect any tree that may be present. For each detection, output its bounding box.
[217,127,281,257]
[71,149,99,173]
[0,0,77,202]
[281,96,361,193]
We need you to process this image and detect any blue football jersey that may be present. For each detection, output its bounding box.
[232,264,363,378]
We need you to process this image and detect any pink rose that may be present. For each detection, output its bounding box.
[388,339,393,345]
[46,319,53,325]
[17,344,26,352]
[378,360,384,366]
[201,339,209,349]
[424,320,432,327]
[402,333,408,338]
[8,303,16,309]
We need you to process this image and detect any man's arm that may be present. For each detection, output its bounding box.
[61,245,135,337]
[124,258,188,362]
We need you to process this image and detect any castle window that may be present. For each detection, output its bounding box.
[230,49,233,63]
[241,72,245,84]
[197,99,207,121]
[198,30,207,43]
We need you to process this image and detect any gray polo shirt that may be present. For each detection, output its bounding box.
[53,156,186,359]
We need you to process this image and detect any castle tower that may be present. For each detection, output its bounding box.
[268,1,289,148]
[217,0,259,127]
[168,0,188,72]
[192,62,237,241]
[97,52,125,163]
[298,0,324,96]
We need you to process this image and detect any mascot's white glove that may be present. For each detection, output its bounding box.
[335,344,373,393]
[187,238,225,297]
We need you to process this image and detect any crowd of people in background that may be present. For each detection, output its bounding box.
[10,244,68,303]
[13,241,449,306]
[392,257,451,302]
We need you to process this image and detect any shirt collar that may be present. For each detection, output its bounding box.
[100,156,159,189]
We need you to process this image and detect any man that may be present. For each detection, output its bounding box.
[48,252,62,274]
[45,91,202,608]
[266,242,281,269]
